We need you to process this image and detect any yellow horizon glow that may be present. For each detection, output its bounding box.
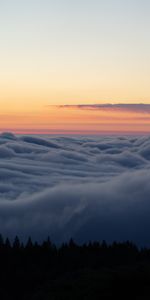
[1,105,150,135]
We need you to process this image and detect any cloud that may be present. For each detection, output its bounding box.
[57,103,150,114]
[0,132,150,245]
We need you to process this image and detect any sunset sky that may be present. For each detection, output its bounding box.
[1,0,150,134]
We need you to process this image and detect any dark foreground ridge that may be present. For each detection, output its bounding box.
[1,235,150,299]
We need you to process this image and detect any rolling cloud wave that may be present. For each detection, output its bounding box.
[0,132,150,245]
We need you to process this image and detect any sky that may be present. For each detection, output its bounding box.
[0,0,150,133]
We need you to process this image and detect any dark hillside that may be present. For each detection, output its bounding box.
[0,236,150,299]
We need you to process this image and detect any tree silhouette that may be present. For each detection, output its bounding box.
[13,236,20,250]
[26,237,33,249]
[0,235,149,299]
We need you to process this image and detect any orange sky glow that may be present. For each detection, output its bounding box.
[1,105,150,135]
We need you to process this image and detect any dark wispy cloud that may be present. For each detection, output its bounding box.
[57,103,150,113]
[0,132,150,245]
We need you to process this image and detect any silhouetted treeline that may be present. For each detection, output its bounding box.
[1,235,150,299]
[0,235,142,268]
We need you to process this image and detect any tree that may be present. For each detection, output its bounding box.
[26,237,33,249]
[13,236,20,249]
[0,234,4,248]
[5,238,11,249]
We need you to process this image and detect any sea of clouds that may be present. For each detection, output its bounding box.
[0,132,150,245]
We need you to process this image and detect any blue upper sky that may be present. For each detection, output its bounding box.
[0,0,150,107]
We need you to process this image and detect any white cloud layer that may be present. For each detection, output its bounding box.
[0,132,150,245]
